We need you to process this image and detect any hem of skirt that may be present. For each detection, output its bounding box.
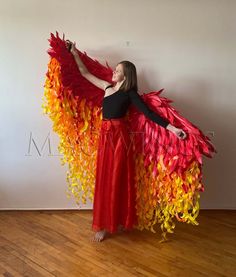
[92,223,135,234]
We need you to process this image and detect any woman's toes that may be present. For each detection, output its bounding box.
[118,224,125,232]
[92,230,107,242]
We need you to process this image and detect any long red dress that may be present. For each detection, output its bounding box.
[92,118,138,233]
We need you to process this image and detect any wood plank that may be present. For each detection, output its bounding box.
[0,210,235,277]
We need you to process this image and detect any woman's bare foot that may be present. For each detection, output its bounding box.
[118,224,125,232]
[91,230,107,242]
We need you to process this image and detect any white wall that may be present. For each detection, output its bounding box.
[0,0,235,209]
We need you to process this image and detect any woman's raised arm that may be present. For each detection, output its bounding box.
[66,41,111,91]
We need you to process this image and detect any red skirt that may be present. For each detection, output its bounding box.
[92,118,137,233]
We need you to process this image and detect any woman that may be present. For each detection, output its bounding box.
[66,41,187,242]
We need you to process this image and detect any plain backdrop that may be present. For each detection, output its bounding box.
[0,0,235,209]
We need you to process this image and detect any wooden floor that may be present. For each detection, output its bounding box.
[0,210,235,277]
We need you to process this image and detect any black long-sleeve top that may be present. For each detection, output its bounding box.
[102,88,169,128]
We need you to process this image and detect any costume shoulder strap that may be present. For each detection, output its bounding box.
[105,84,113,90]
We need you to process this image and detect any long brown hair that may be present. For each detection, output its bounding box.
[118,61,138,92]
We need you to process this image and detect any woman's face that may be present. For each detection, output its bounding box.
[112,63,125,83]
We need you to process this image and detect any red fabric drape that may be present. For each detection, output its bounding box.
[92,118,137,233]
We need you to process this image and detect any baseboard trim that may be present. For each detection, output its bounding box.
[0,207,235,211]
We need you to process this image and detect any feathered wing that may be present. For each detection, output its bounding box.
[42,32,112,205]
[127,90,216,241]
[43,32,216,241]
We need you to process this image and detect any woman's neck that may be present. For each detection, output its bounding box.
[114,80,124,91]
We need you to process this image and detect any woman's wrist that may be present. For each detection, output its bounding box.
[166,124,175,132]
[71,50,77,56]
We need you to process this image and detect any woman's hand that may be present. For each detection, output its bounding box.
[70,42,77,55]
[166,124,187,140]
[65,40,77,55]
[65,40,72,51]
